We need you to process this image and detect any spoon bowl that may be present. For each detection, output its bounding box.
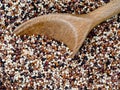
[14,0,120,58]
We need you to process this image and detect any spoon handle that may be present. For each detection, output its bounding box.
[88,0,120,28]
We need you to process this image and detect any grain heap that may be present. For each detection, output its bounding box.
[0,29,72,89]
[0,0,120,89]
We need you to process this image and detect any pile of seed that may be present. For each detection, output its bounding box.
[0,29,72,89]
[0,0,120,89]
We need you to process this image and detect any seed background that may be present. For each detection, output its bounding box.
[0,0,120,89]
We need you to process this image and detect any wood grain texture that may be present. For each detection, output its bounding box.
[14,0,120,58]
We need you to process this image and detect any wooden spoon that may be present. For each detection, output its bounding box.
[14,0,120,58]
